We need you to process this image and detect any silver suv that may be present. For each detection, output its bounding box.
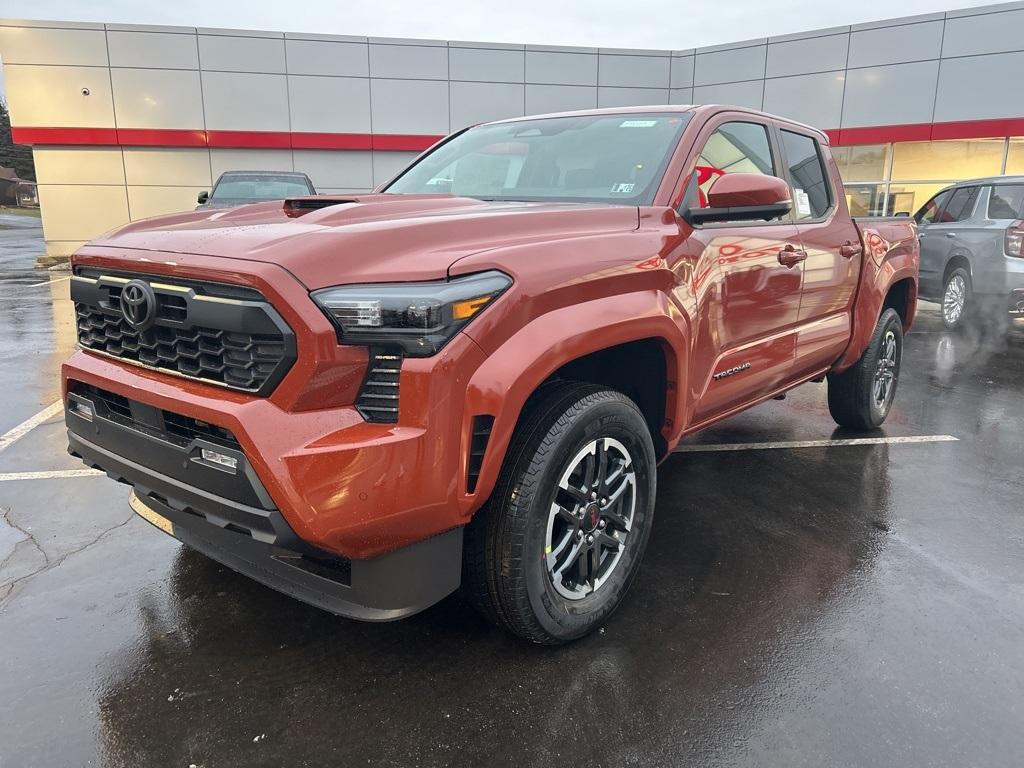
[915,177,1024,329]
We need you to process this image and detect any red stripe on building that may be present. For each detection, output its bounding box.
[11,118,1024,150]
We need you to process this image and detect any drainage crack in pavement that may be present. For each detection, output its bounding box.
[0,503,50,569]
[0,512,135,609]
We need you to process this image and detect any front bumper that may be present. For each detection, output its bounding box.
[66,389,462,620]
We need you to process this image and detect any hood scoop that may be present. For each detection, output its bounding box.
[283,196,358,217]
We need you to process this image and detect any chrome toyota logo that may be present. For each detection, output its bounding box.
[119,279,157,330]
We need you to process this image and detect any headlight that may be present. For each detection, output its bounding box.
[311,270,512,356]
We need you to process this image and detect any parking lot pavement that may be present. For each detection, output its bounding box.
[2,244,1023,766]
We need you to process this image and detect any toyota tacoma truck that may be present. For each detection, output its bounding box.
[63,105,919,644]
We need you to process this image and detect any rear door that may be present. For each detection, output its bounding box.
[680,115,807,424]
[777,128,863,377]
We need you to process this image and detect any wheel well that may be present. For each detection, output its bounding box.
[943,254,971,284]
[882,278,915,327]
[544,339,670,458]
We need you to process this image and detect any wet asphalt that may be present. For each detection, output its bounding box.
[1,215,1023,767]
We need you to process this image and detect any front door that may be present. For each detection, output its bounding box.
[680,117,806,425]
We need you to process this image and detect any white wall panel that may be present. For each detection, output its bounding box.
[943,8,1024,57]
[369,44,448,80]
[694,45,766,86]
[525,51,598,85]
[598,54,670,88]
[370,79,449,134]
[37,185,129,241]
[32,148,126,185]
[122,148,211,186]
[450,81,524,128]
[285,39,368,77]
[934,50,1024,121]
[692,79,764,110]
[449,47,524,83]
[202,72,290,131]
[372,151,419,186]
[128,185,207,219]
[847,21,943,68]
[670,56,694,88]
[293,149,373,189]
[210,149,293,179]
[3,65,115,127]
[597,86,669,108]
[288,75,371,133]
[107,31,199,69]
[669,87,694,105]
[762,71,845,129]
[0,26,107,65]
[766,34,848,77]
[525,84,597,114]
[198,34,285,73]
[111,68,204,129]
[841,60,939,127]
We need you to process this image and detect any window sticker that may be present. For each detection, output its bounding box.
[795,189,811,217]
[619,120,658,128]
[610,183,636,194]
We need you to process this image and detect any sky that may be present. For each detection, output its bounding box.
[0,0,1000,99]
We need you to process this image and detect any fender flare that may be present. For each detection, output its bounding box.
[459,291,688,511]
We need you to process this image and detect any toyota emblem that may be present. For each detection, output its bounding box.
[119,279,157,330]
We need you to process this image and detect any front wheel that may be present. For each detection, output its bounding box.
[462,383,656,644]
[827,308,903,430]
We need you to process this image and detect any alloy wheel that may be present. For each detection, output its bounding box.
[873,329,898,411]
[943,274,967,325]
[545,437,636,600]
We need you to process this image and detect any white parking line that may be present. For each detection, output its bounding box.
[0,469,104,482]
[674,434,958,453]
[0,401,64,453]
[27,276,71,288]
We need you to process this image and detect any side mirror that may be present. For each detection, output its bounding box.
[197,190,209,205]
[683,173,792,225]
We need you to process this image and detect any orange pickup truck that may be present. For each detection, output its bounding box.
[63,105,918,643]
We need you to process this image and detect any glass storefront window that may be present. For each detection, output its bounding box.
[890,140,1004,182]
[888,183,952,217]
[845,184,888,216]
[832,144,890,182]
[1005,138,1024,175]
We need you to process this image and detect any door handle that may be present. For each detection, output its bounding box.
[945,232,956,238]
[777,245,807,268]
[839,242,862,258]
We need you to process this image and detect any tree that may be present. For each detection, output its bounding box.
[0,99,36,182]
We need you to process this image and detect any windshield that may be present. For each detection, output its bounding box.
[212,174,312,200]
[385,112,692,205]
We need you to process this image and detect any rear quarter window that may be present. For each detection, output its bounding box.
[988,185,1024,219]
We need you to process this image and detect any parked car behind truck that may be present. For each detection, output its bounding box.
[63,105,919,643]
[915,177,1024,329]
[196,170,316,209]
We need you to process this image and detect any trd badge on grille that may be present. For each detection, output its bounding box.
[119,279,157,331]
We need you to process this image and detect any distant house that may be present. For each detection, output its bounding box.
[0,165,37,206]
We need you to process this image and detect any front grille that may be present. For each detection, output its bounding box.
[72,270,296,395]
[356,347,403,423]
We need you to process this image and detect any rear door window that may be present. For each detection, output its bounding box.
[988,185,1024,219]
[780,130,832,219]
[915,189,953,224]
[940,186,980,223]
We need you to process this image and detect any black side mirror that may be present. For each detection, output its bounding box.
[197,191,209,205]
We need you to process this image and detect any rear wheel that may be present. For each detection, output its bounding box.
[941,267,972,330]
[462,383,656,644]
[827,308,903,430]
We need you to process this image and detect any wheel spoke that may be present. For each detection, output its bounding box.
[553,539,585,579]
[553,502,579,526]
[595,438,609,493]
[547,529,575,565]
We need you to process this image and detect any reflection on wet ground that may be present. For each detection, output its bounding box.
[1,222,1022,767]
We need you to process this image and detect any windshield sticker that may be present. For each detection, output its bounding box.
[795,189,811,217]
[611,183,636,194]
[619,120,658,128]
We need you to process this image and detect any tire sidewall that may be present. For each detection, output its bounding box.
[520,397,655,642]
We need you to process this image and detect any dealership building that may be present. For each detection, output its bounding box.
[2,0,1024,260]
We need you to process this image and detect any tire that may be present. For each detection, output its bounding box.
[941,266,972,331]
[462,382,656,644]
[827,308,903,430]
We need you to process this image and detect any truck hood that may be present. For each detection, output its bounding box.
[88,194,640,288]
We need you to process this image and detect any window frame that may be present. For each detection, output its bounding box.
[677,115,794,230]
[775,126,836,225]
